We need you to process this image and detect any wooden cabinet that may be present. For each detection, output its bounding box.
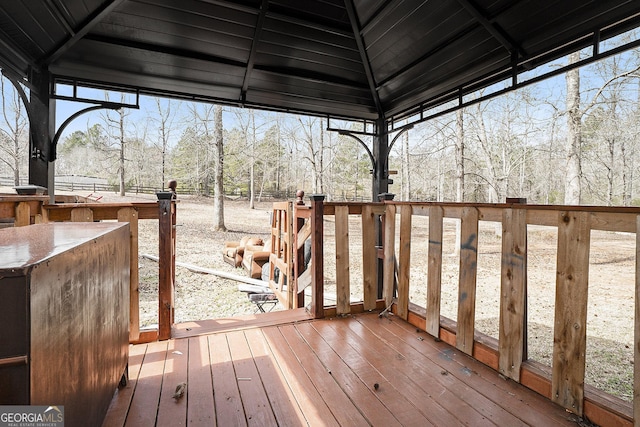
[0,222,130,427]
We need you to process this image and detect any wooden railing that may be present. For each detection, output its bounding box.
[0,195,176,343]
[296,197,639,426]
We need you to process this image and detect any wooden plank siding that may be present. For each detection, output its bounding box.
[103,313,578,427]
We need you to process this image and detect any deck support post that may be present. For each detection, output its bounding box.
[309,195,325,319]
[158,193,176,340]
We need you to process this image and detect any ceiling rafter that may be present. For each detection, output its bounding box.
[42,0,128,66]
[44,0,75,34]
[455,0,525,57]
[343,0,384,117]
[241,0,268,101]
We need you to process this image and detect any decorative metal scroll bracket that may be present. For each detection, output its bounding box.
[50,101,136,161]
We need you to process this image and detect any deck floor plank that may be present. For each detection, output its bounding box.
[261,326,340,426]
[295,322,404,426]
[105,312,585,427]
[226,330,278,426]
[172,308,312,338]
[278,323,370,427]
[155,338,189,426]
[354,316,527,426]
[314,318,464,426]
[244,329,307,426]
[101,343,147,427]
[363,313,578,426]
[307,320,434,427]
[208,333,247,427]
[187,335,216,427]
[124,341,169,427]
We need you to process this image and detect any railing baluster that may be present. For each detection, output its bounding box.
[552,211,590,416]
[15,202,30,226]
[335,205,350,315]
[426,205,443,337]
[70,207,93,222]
[382,203,397,308]
[457,206,479,356]
[309,195,325,319]
[397,204,412,320]
[118,207,140,342]
[361,205,377,311]
[635,215,640,424]
[499,207,527,381]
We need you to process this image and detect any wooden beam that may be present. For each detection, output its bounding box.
[498,208,527,382]
[552,211,590,416]
[44,202,160,221]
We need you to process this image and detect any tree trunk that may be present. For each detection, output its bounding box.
[453,108,465,255]
[119,108,126,197]
[564,52,582,205]
[212,105,226,231]
[455,109,465,203]
[249,109,256,209]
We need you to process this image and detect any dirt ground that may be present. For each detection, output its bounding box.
[103,192,634,402]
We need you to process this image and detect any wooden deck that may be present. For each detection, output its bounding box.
[102,312,581,427]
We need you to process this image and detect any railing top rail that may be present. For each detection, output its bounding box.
[380,200,640,214]
[44,201,160,209]
[44,201,165,221]
[318,200,640,214]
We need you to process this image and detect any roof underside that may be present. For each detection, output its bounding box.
[2,0,640,124]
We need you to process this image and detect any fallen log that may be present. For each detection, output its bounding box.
[141,253,267,287]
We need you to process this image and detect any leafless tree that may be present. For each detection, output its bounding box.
[0,78,27,185]
[565,52,583,204]
[152,98,180,189]
[100,94,131,196]
[213,104,226,230]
